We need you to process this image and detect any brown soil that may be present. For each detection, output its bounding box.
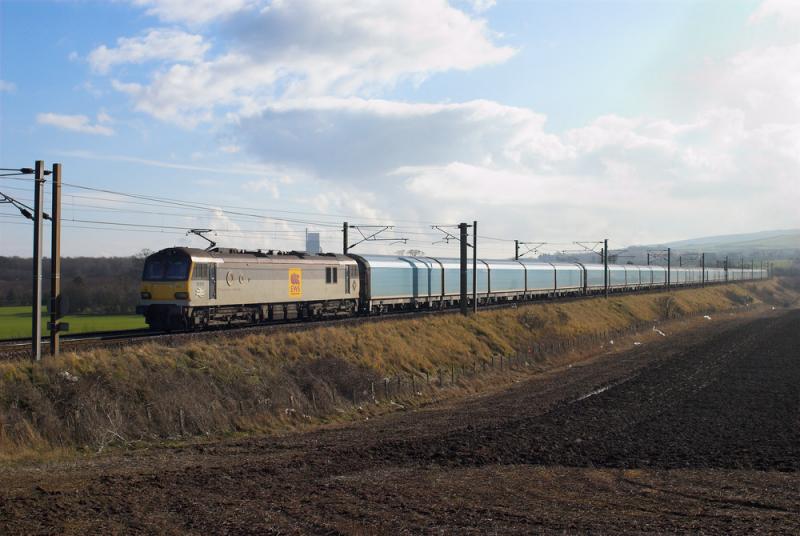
[1,308,798,534]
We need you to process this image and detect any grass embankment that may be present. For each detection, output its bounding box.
[0,279,797,461]
[0,306,146,340]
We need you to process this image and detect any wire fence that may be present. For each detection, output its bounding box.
[236,322,659,422]
[38,304,755,450]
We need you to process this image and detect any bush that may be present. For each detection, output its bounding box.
[655,296,684,319]
[724,290,754,306]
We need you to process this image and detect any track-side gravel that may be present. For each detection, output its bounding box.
[1,309,798,534]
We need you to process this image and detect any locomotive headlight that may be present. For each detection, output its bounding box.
[140,291,151,299]
[174,291,189,299]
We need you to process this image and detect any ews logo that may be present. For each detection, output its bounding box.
[288,268,302,297]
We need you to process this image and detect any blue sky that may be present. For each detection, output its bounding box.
[1,0,797,257]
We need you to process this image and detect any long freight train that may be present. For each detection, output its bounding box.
[136,247,767,331]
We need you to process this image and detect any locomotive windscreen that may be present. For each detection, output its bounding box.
[143,252,190,281]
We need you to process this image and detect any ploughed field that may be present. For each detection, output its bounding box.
[2,309,799,534]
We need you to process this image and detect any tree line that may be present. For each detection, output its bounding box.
[0,252,149,314]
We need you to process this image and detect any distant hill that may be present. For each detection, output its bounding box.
[539,229,799,266]
[658,229,800,254]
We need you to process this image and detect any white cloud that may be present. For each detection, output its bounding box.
[88,29,209,74]
[311,190,382,222]
[37,113,115,136]
[76,80,104,98]
[73,0,800,248]
[220,144,241,153]
[0,80,15,92]
[465,0,496,13]
[401,162,566,206]
[237,97,566,180]
[701,43,800,126]
[111,53,276,126]
[131,0,254,25]
[105,0,515,126]
[749,0,800,27]
[242,178,280,198]
[58,148,294,177]
[234,92,799,243]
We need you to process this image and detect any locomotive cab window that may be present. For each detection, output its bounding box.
[143,259,165,280]
[143,255,190,281]
[165,260,189,280]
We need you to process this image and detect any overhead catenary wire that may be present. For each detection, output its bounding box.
[0,223,524,259]
[59,182,344,228]
[2,179,462,236]
[0,190,52,221]
[0,211,513,243]
[57,180,456,227]
[0,217,188,236]
[3,175,595,256]
[0,204,550,250]
[5,195,461,246]
[0,213,337,236]
[477,235,517,242]
[5,195,346,233]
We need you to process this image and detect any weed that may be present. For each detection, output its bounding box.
[655,296,684,319]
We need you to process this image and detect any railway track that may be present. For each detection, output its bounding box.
[0,281,755,360]
[0,328,162,352]
[0,303,474,360]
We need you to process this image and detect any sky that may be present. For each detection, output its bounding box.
[1,0,799,258]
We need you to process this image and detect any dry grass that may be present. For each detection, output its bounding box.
[0,279,796,461]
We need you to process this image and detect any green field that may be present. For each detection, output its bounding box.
[769,259,798,269]
[0,306,146,340]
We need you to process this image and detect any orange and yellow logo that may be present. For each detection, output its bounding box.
[288,268,302,297]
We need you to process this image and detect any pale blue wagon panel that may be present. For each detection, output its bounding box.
[355,255,417,300]
[519,261,556,292]
[582,263,605,289]
[484,260,526,293]
[608,265,626,288]
[639,266,653,285]
[623,265,641,287]
[552,263,583,290]
[435,257,489,296]
[416,257,442,296]
[651,266,667,284]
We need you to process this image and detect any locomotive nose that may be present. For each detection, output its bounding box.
[139,281,191,301]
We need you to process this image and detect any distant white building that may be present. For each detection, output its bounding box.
[305,231,322,254]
